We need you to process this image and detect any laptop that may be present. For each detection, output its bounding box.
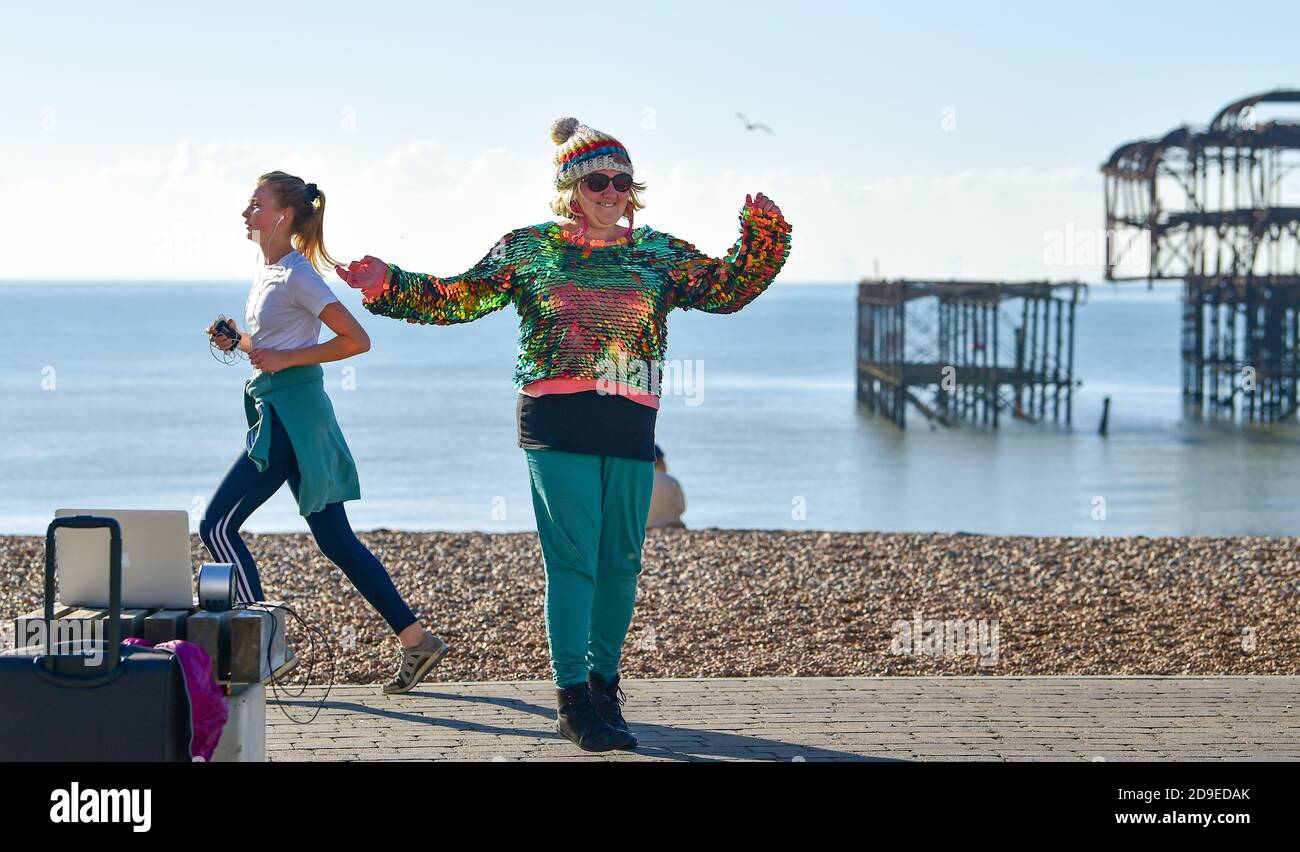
[52,509,195,609]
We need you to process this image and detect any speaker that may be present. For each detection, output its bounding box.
[197,563,236,612]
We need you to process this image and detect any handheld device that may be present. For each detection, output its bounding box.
[210,314,245,364]
[213,314,238,344]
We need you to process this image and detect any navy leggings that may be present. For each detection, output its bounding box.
[198,404,418,636]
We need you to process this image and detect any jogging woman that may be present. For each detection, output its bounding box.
[202,170,450,695]
[336,118,793,750]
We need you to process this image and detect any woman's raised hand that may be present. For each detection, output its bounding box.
[334,255,389,300]
[745,192,782,219]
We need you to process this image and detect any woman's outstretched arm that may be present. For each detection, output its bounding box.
[664,192,793,314]
[336,231,521,325]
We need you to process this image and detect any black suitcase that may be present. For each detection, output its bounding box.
[0,516,191,761]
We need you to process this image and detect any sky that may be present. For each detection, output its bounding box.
[0,0,1295,283]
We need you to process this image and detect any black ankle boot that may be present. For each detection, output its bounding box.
[588,671,631,733]
[556,682,637,752]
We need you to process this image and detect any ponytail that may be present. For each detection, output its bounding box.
[256,170,340,272]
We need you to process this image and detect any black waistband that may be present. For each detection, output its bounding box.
[516,390,657,462]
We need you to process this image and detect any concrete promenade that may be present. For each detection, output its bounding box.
[263,676,1300,761]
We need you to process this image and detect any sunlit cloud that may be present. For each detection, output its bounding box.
[0,137,1101,284]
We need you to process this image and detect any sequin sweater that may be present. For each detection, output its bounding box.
[359,203,794,397]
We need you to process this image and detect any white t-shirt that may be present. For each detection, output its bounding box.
[244,249,340,370]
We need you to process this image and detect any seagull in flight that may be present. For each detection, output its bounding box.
[736,112,774,134]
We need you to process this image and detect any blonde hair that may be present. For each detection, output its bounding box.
[550,175,647,222]
[257,170,340,272]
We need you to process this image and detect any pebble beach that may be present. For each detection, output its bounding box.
[3,530,1297,683]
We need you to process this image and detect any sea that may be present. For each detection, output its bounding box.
[3,279,1297,537]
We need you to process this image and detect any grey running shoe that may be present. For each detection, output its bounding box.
[383,629,450,695]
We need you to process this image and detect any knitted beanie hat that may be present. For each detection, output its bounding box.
[550,116,633,190]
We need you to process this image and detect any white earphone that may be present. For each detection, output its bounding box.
[254,214,287,267]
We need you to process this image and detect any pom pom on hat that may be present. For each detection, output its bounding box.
[550,115,633,189]
[551,116,580,145]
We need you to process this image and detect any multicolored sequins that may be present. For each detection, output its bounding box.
[362,202,793,395]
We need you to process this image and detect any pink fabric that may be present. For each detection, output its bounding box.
[123,637,229,762]
[521,377,660,410]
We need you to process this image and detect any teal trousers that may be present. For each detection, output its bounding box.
[525,448,655,689]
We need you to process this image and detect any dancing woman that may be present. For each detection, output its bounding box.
[336,118,792,750]
[202,170,450,695]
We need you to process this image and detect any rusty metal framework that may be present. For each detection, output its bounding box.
[856,279,1084,429]
[1103,89,1300,421]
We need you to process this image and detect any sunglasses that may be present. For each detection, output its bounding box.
[582,172,633,193]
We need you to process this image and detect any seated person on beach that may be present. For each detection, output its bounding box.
[647,444,687,529]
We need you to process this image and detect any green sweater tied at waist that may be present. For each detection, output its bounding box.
[242,364,361,517]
